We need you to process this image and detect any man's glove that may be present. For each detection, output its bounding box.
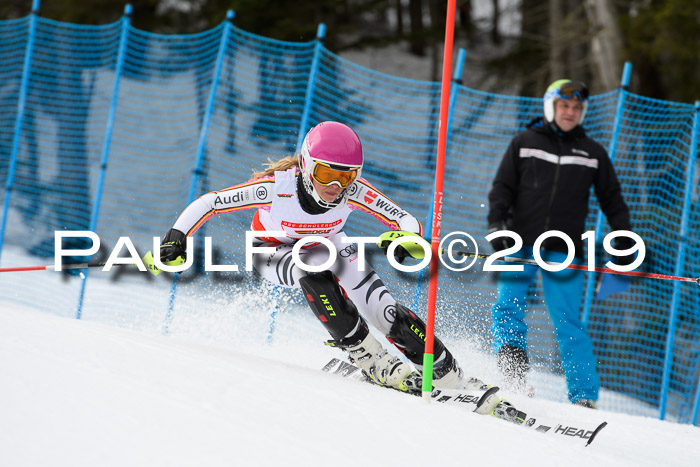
[160,228,187,263]
[612,236,636,266]
[487,221,515,252]
[378,231,425,264]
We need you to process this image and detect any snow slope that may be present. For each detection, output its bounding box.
[2,304,699,467]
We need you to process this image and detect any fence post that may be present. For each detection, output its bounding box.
[296,23,326,149]
[660,100,700,421]
[693,102,700,427]
[74,4,132,320]
[162,11,235,335]
[0,0,41,265]
[410,48,467,311]
[580,61,632,326]
[446,48,467,153]
[264,23,325,343]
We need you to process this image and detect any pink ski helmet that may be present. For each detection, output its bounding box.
[299,121,364,209]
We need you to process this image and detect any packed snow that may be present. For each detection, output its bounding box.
[1,280,699,466]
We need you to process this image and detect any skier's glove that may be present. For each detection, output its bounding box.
[142,228,187,275]
[487,221,515,252]
[612,236,636,266]
[378,231,426,264]
[159,228,187,263]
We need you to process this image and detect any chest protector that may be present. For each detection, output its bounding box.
[254,168,352,243]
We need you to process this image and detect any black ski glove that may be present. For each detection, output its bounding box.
[160,228,187,263]
[378,231,422,264]
[390,244,410,264]
[487,221,514,252]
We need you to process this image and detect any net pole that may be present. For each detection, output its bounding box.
[264,23,326,344]
[0,0,40,265]
[162,11,235,336]
[74,4,132,320]
[422,0,457,401]
[580,61,633,326]
[659,100,700,420]
[295,23,326,149]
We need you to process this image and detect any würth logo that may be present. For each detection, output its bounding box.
[364,190,378,204]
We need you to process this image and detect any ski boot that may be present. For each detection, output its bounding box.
[326,329,417,391]
[492,399,529,425]
[433,350,490,391]
[574,399,597,409]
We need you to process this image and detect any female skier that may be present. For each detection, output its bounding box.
[150,121,511,417]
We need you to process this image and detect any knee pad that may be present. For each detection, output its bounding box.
[299,270,363,341]
[386,304,447,367]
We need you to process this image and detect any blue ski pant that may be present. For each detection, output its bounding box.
[491,247,600,403]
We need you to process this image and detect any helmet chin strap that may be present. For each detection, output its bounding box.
[312,185,346,209]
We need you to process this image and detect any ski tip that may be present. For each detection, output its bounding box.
[585,421,608,447]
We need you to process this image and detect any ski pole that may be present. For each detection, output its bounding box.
[452,250,700,285]
[0,261,110,273]
[0,250,180,274]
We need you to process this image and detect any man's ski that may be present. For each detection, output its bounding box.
[322,358,607,446]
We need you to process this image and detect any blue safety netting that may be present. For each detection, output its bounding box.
[0,10,698,425]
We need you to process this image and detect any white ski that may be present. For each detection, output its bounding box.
[322,357,608,446]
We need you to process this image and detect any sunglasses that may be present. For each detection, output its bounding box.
[558,81,589,101]
[312,161,359,188]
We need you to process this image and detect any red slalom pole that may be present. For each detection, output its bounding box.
[422,0,457,401]
[0,265,56,272]
[0,262,108,273]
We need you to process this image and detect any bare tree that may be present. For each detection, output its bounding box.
[584,0,623,90]
[395,0,404,35]
[549,0,565,78]
[547,0,592,85]
[457,0,474,40]
[427,0,445,81]
[519,0,550,96]
[408,0,426,56]
[492,0,501,45]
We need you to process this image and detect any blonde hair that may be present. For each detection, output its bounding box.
[250,155,299,180]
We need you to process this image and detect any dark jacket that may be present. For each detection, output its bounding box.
[487,117,631,257]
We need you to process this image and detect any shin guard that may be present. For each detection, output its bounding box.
[299,270,363,341]
[386,304,448,368]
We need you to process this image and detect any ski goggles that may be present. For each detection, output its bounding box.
[311,161,359,188]
[557,81,589,102]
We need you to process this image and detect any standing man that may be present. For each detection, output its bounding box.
[487,80,633,408]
